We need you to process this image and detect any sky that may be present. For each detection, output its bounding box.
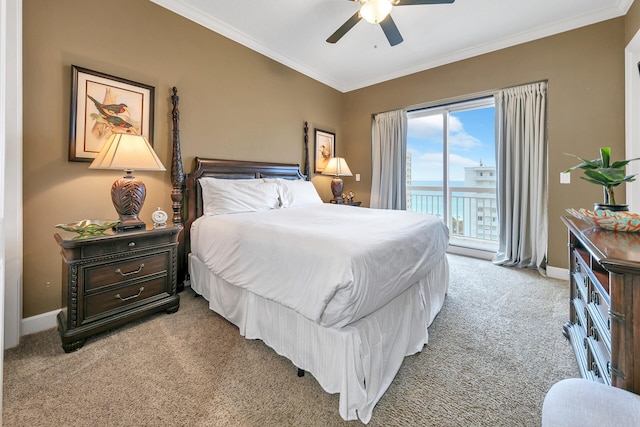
[407,106,495,182]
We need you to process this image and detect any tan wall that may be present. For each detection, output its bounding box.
[22,0,342,317]
[342,18,625,271]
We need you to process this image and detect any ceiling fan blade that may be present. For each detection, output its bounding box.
[327,11,362,44]
[396,0,455,5]
[379,15,403,46]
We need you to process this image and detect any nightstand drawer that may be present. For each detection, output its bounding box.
[81,233,175,258]
[84,275,168,321]
[84,251,170,292]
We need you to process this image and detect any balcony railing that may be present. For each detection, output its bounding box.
[407,185,498,244]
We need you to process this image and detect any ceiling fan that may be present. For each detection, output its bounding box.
[327,0,455,47]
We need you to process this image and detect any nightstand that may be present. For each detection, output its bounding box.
[54,226,181,353]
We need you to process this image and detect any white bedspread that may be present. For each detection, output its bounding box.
[191,204,449,328]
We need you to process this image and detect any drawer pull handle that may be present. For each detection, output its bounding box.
[115,263,144,276]
[115,287,144,302]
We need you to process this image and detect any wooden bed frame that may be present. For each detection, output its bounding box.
[170,87,310,288]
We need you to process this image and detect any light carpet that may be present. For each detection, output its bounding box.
[3,254,578,426]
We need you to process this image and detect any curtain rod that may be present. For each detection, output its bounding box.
[377,79,549,116]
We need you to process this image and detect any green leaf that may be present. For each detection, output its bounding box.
[611,158,640,169]
[581,169,608,183]
[597,167,626,181]
[563,153,601,171]
[600,147,611,168]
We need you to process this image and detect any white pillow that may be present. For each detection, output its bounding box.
[199,178,280,215]
[266,178,323,208]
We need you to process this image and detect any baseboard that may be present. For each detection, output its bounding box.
[21,309,60,336]
[447,245,495,260]
[546,265,569,281]
[447,245,569,281]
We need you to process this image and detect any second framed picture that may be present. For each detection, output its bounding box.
[314,129,335,173]
[69,65,155,162]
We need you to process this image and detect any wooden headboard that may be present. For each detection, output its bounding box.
[170,88,309,287]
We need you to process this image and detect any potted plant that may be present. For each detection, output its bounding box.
[564,147,640,211]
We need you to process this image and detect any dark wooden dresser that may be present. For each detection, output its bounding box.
[562,216,640,393]
[55,226,181,352]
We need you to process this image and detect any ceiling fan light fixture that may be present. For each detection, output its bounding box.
[360,0,393,24]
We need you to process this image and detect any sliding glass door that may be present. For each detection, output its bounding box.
[406,97,497,251]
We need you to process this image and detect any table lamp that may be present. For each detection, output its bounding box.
[322,157,353,203]
[89,133,166,231]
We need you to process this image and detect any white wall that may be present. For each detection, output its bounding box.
[626,30,640,212]
[1,0,24,421]
[2,0,23,353]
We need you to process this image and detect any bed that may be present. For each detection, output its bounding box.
[169,88,450,423]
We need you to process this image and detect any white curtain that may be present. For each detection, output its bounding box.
[370,109,407,209]
[493,82,548,275]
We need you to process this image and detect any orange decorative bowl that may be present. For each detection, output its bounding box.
[566,208,640,232]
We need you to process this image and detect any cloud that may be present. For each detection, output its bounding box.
[407,115,445,141]
[450,131,483,151]
[408,114,482,151]
[408,150,483,181]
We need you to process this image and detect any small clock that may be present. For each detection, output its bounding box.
[151,208,168,228]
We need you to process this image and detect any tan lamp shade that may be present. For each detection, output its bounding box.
[89,134,166,231]
[321,157,352,203]
[89,133,166,172]
[321,157,353,177]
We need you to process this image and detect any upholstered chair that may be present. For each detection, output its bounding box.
[542,378,640,427]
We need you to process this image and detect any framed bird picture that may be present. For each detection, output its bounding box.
[314,128,335,173]
[69,65,155,162]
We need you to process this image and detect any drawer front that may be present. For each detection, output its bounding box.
[81,233,175,258]
[84,251,170,292]
[587,301,611,350]
[83,275,168,321]
[573,270,588,304]
[586,336,612,385]
[589,286,610,326]
[571,296,587,329]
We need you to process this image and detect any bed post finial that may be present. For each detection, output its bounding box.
[303,121,310,181]
[171,87,184,225]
